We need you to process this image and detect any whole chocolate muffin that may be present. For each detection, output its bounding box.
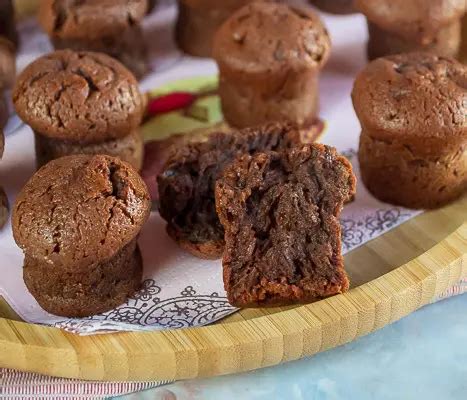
[13,50,145,170]
[39,0,149,79]
[216,144,356,307]
[158,123,302,259]
[12,155,151,317]
[309,0,355,14]
[176,0,256,57]
[213,2,330,130]
[352,52,467,209]
[355,0,466,60]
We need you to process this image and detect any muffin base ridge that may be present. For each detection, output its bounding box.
[34,130,144,171]
[359,131,467,209]
[23,240,143,318]
[219,73,319,129]
[51,25,149,79]
[367,20,461,60]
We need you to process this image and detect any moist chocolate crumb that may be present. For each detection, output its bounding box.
[157,123,303,259]
[216,144,356,307]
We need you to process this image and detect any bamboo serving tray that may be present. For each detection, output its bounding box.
[1,0,466,383]
[0,196,465,381]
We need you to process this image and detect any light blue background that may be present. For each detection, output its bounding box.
[114,294,467,400]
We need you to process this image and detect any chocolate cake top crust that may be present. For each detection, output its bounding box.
[216,144,356,307]
[352,52,467,142]
[13,50,144,144]
[39,0,148,40]
[157,123,303,259]
[355,0,466,41]
[213,2,330,80]
[13,154,151,270]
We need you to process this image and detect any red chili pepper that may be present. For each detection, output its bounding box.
[147,92,197,116]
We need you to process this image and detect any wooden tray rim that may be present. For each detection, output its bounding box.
[0,217,465,382]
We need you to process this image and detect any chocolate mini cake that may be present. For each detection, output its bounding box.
[12,155,151,317]
[213,2,330,130]
[216,144,356,307]
[176,0,255,57]
[13,50,145,170]
[355,0,466,60]
[39,0,149,79]
[309,0,355,15]
[158,123,302,259]
[352,52,467,209]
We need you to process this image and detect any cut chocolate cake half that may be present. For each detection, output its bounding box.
[157,123,302,259]
[216,143,356,307]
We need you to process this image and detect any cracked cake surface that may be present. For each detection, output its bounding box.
[216,144,356,307]
[213,1,331,76]
[352,52,467,142]
[12,154,151,270]
[12,50,144,143]
[157,123,303,259]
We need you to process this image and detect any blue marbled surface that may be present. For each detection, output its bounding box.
[114,294,467,400]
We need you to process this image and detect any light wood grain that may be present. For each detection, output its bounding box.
[0,197,465,381]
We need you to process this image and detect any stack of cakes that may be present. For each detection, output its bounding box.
[13,50,146,170]
[353,52,467,209]
[355,0,466,60]
[38,0,150,79]
[12,155,151,317]
[213,1,330,140]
